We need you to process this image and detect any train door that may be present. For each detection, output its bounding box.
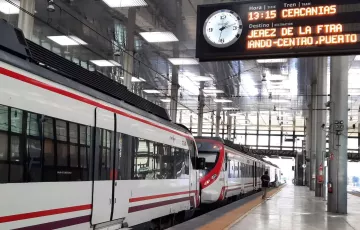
[91,108,117,225]
[254,162,257,188]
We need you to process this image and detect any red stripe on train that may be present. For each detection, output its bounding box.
[0,204,91,224]
[129,197,192,213]
[130,190,197,202]
[0,67,192,140]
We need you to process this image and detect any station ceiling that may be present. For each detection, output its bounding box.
[1,0,360,133]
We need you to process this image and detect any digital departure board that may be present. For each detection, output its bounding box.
[196,0,360,61]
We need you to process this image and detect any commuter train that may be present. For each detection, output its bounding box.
[0,24,205,230]
[195,137,281,204]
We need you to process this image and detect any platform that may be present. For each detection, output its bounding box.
[230,185,360,230]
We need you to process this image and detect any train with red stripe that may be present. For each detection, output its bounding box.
[0,22,207,230]
[195,137,281,204]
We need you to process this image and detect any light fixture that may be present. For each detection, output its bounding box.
[168,58,199,65]
[47,0,55,12]
[214,99,232,103]
[90,60,121,67]
[257,59,287,63]
[223,107,238,111]
[272,99,291,103]
[355,56,360,61]
[140,32,178,43]
[267,74,288,81]
[47,36,87,46]
[160,98,171,103]
[120,77,146,82]
[0,0,20,14]
[102,0,147,8]
[229,113,244,117]
[203,88,224,94]
[143,89,161,94]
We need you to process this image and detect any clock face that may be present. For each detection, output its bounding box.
[203,9,243,48]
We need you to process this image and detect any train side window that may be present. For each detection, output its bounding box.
[0,105,8,131]
[11,108,23,134]
[27,138,41,182]
[174,147,189,179]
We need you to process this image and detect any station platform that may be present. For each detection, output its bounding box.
[170,185,360,230]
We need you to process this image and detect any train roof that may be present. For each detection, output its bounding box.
[0,20,191,136]
[195,137,280,169]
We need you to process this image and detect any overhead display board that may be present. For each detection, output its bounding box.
[196,0,360,61]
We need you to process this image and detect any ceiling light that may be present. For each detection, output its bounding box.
[355,56,360,61]
[143,89,161,94]
[257,59,287,63]
[102,0,147,8]
[160,98,171,103]
[203,89,224,94]
[120,77,146,82]
[168,58,199,65]
[272,99,291,103]
[47,36,87,46]
[214,99,232,103]
[191,76,213,81]
[90,60,121,67]
[267,74,288,81]
[0,0,20,14]
[140,32,178,43]
[229,113,243,117]
[223,107,238,110]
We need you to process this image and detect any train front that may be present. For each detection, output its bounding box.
[195,138,226,204]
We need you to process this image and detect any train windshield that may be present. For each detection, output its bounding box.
[196,140,220,177]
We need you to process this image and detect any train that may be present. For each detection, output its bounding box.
[0,21,280,230]
[196,137,281,204]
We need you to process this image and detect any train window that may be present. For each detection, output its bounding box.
[44,117,54,139]
[27,138,41,182]
[99,129,112,180]
[11,108,23,134]
[0,163,8,183]
[56,120,67,142]
[44,139,54,166]
[174,147,189,179]
[79,125,87,145]
[10,136,20,162]
[27,113,40,137]
[69,123,78,143]
[0,105,8,131]
[0,133,8,160]
[70,145,78,167]
[57,143,68,167]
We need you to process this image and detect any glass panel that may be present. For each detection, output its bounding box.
[57,143,68,166]
[0,105,8,131]
[80,147,88,168]
[270,136,281,146]
[348,138,358,149]
[56,120,67,141]
[258,135,269,146]
[69,123,78,143]
[80,126,86,145]
[246,135,257,146]
[70,145,78,167]
[11,108,23,133]
[10,164,23,183]
[271,131,281,135]
[0,133,8,160]
[0,163,8,183]
[44,117,54,139]
[44,139,54,166]
[10,136,20,162]
[27,113,40,137]
[27,139,41,182]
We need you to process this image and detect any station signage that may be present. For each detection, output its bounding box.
[196,0,360,61]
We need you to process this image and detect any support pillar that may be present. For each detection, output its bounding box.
[315,57,327,197]
[328,56,348,214]
[215,104,221,137]
[123,8,136,90]
[18,0,35,39]
[170,0,182,122]
[310,80,317,191]
[197,81,205,136]
[227,112,232,140]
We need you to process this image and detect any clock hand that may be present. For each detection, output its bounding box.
[224,23,236,29]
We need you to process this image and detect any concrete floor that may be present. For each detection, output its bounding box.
[230,185,360,230]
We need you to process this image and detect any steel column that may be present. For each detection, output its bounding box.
[328,56,348,214]
[18,0,35,39]
[197,81,205,136]
[315,57,327,197]
[123,8,136,90]
[310,75,317,191]
[215,104,221,137]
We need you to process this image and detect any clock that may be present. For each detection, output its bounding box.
[203,9,243,48]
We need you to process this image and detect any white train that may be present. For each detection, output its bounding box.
[195,137,281,204]
[0,32,206,230]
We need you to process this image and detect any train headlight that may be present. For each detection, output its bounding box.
[204,179,210,186]
[211,174,217,180]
